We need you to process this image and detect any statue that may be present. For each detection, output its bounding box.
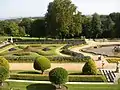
[10,37,13,43]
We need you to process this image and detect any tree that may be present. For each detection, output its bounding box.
[109,13,120,38]
[19,18,32,35]
[45,0,82,38]
[82,59,98,75]
[101,16,115,38]
[4,21,20,36]
[30,19,46,37]
[49,67,68,88]
[0,66,9,86]
[91,13,102,38]
[33,56,51,74]
[18,26,26,36]
[82,16,92,38]
[0,57,9,70]
[69,11,83,38]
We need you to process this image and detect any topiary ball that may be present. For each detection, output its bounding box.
[49,67,68,85]
[33,56,51,73]
[0,66,9,82]
[82,59,98,75]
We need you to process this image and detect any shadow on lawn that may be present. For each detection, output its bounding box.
[26,84,56,90]
[18,71,40,74]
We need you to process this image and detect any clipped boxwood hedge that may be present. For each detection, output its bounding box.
[4,55,91,63]
[10,74,49,81]
[9,74,106,82]
[69,75,106,82]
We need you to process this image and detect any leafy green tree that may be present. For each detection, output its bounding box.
[30,19,46,37]
[4,21,20,36]
[33,56,51,74]
[45,0,82,39]
[18,27,26,36]
[0,57,9,70]
[19,18,32,35]
[0,66,9,86]
[101,16,115,38]
[82,16,92,38]
[91,13,102,38]
[109,13,120,38]
[69,12,83,38]
[49,67,68,88]
[82,59,98,75]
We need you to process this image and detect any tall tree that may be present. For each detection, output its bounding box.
[91,13,102,38]
[19,18,32,35]
[82,16,92,38]
[109,13,120,38]
[4,21,20,36]
[45,0,82,39]
[30,19,46,37]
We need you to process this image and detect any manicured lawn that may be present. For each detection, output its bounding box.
[1,81,120,90]
[2,44,64,56]
[67,84,120,90]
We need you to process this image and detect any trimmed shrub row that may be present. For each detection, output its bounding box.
[48,56,91,63]
[61,49,84,57]
[9,74,106,82]
[4,55,90,63]
[69,75,106,82]
[14,39,85,44]
[4,56,36,63]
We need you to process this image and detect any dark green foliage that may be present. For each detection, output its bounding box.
[48,56,91,63]
[30,19,46,37]
[10,74,106,82]
[49,67,68,85]
[33,56,51,74]
[82,59,98,75]
[0,57,9,70]
[0,66,9,82]
[19,18,32,35]
[69,75,106,82]
[91,13,102,38]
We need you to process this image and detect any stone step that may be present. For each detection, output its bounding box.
[100,69,116,82]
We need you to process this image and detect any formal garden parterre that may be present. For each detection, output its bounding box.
[0,37,120,90]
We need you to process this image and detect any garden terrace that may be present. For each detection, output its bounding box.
[13,38,85,44]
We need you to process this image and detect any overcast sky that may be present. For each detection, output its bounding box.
[0,0,119,18]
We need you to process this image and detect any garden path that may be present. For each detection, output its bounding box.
[10,63,84,71]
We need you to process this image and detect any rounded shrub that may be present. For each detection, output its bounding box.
[0,66,9,84]
[82,59,98,75]
[33,56,51,74]
[0,57,9,70]
[49,67,68,85]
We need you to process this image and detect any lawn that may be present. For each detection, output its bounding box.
[1,81,120,90]
[1,44,64,57]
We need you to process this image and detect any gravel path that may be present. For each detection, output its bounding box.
[10,63,85,71]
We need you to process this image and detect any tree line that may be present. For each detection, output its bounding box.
[0,0,120,39]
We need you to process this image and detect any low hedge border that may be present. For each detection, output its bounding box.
[4,56,91,63]
[9,74,106,82]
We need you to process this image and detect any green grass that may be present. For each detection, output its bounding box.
[1,44,64,57]
[106,58,120,63]
[67,84,120,90]
[1,81,120,90]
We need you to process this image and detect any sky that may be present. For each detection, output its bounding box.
[0,0,119,18]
